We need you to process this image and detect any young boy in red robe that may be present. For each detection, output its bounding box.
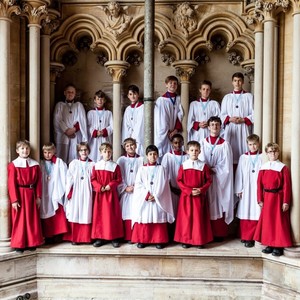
[40,142,68,243]
[8,140,44,253]
[174,141,213,248]
[91,143,123,248]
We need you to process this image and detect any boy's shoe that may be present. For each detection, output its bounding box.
[213,237,224,243]
[93,240,103,247]
[15,248,24,254]
[197,245,204,249]
[262,246,273,254]
[272,248,283,256]
[112,240,120,248]
[71,242,79,246]
[156,244,164,249]
[137,243,145,249]
[182,244,190,249]
[27,247,36,251]
[244,241,255,248]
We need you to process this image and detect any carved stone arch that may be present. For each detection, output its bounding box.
[50,14,115,62]
[187,12,254,61]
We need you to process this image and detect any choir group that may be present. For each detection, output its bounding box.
[7,73,292,257]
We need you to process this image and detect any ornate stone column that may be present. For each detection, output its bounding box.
[172,60,198,145]
[287,0,300,253]
[50,62,65,116]
[40,9,59,146]
[0,0,20,253]
[22,0,50,160]
[104,60,130,159]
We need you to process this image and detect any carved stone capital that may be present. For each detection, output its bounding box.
[41,8,60,35]
[0,0,21,19]
[241,60,255,82]
[228,51,243,65]
[172,60,198,82]
[255,0,290,21]
[161,52,175,66]
[50,62,65,82]
[291,0,300,13]
[22,0,50,25]
[104,60,130,82]
[244,3,264,31]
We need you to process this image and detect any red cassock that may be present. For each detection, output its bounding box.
[91,163,124,240]
[174,161,213,246]
[8,161,44,248]
[254,165,292,247]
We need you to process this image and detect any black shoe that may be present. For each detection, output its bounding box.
[137,243,145,249]
[182,244,190,249]
[213,237,224,243]
[272,248,283,256]
[93,240,103,247]
[112,240,120,248]
[156,244,164,249]
[241,240,246,243]
[244,241,255,248]
[27,247,36,251]
[71,242,79,245]
[262,246,273,254]
[15,248,24,253]
[197,245,204,249]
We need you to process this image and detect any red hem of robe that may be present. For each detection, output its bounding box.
[131,223,169,244]
[63,222,92,243]
[239,219,258,240]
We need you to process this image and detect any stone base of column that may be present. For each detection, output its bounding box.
[284,247,300,258]
[0,238,12,253]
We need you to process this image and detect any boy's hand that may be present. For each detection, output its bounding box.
[258,202,263,208]
[12,201,20,211]
[192,188,201,196]
[36,198,41,209]
[65,128,76,138]
[199,121,208,128]
[97,130,103,137]
[125,186,134,193]
[237,192,243,199]
[282,203,289,212]
[104,185,111,191]
[148,194,155,201]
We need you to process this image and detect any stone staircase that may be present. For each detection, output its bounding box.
[1,239,300,299]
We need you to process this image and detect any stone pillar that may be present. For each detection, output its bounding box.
[172,60,198,146]
[143,0,155,150]
[22,0,50,160]
[0,0,20,253]
[289,1,300,251]
[40,10,59,146]
[104,61,130,159]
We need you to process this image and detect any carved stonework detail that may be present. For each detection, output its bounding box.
[77,35,92,51]
[50,62,65,82]
[194,51,210,65]
[172,60,198,82]
[0,0,21,18]
[211,35,226,50]
[172,2,198,37]
[228,51,243,65]
[161,53,175,66]
[255,0,290,20]
[99,1,132,38]
[22,2,48,25]
[205,40,213,52]
[62,51,78,66]
[104,61,130,82]
[41,18,59,35]
[243,65,255,82]
[126,52,143,66]
[96,52,109,66]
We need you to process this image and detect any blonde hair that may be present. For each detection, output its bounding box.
[16,140,30,150]
[123,138,136,147]
[42,142,56,152]
[99,142,112,152]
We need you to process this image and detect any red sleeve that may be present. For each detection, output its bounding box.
[7,163,19,203]
[145,191,151,201]
[176,166,193,196]
[200,165,212,194]
[107,165,122,189]
[67,186,73,200]
[92,130,97,138]
[74,122,80,132]
[192,122,200,131]
[244,117,252,126]
[174,118,183,131]
[282,166,292,205]
[223,116,230,126]
[102,128,108,137]
[257,170,264,203]
[91,167,102,192]
[35,166,42,199]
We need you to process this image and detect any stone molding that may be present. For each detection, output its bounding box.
[104,60,130,82]
[172,60,198,82]
[21,0,50,25]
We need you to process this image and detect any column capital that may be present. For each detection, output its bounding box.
[41,8,60,35]
[255,0,290,22]
[50,62,65,82]
[104,60,130,82]
[172,60,198,83]
[244,3,264,32]
[0,0,21,19]
[291,0,300,14]
[22,0,50,25]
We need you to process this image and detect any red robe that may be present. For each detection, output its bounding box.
[174,160,213,246]
[8,158,44,248]
[91,161,123,240]
[254,163,292,247]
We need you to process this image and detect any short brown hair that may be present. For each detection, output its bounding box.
[186,141,200,150]
[265,142,280,153]
[165,75,178,84]
[16,140,30,150]
[123,138,137,147]
[99,142,112,152]
[247,134,260,143]
[77,142,90,153]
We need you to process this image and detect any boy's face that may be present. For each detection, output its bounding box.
[188,146,200,161]
[199,84,211,99]
[101,148,112,161]
[124,142,137,156]
[78,147,89,160]
[16,145,30,158]
[166,80,178,93]
[266,148,279,162]
[247,141,259,153]
[64,86,76,102]
[172,137,183,151]
[94,96,105,108]
[127,91,139,104]
[147,151,158,164]
[232,77,244,91]
[208,121,221,136]
[43,149,55,160]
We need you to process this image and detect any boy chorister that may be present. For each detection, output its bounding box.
[8,140,43,253]
[40,143,68,242]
